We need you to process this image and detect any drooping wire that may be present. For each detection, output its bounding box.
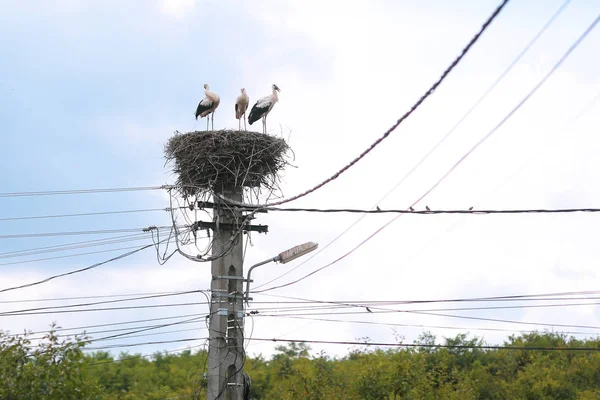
[254,13,600,294]
[0,239,171,294]
[249,1,579,291]
[212,0,512,209]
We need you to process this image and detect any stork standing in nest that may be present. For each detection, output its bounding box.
[235,88,249,131]
[195,84,220,131]
[248,84,280,134]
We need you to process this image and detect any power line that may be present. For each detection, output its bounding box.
[10,286,597,306]
[0,225,175,239]
[250,337,600,352]
[253,290,600,305]
[250,304,600,331]
[394,89,600,273]
[0,241,168,294]
[0,232,155,260]
[27,320,206,341]
[409,310,600,331]
[249,1,581,292]
[89,315,206,343]
[213,0,511,209]
[259,314,600,337]
[261,206,600,215]
[0,185,171,198]
[249,301,600,316]
[86,337,208,351]
[0,244,160,267]
[0,290,200,304]
[6,312,204,336]
[0,208,167,222]
[1,301,207,317]
[255,13,600,294]
[0,290,202,315]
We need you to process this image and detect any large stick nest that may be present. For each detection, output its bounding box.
[164,130,291,198]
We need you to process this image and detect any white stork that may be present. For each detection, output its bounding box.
[248,84,280,134]
[235,88,249,131]
[195,84,220,131]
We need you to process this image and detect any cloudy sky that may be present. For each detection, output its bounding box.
[1,0,600,360]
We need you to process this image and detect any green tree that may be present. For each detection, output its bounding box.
[0,324,103,399]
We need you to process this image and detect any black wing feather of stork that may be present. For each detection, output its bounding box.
[194,84,220,131]
[195,98,216,120]
[248,84,280,134]
[248,97,271,125]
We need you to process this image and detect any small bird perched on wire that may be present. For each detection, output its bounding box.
[195,84,220,131]
[235,88,249,131]
[425,206,431,211]
[248,84,280,134]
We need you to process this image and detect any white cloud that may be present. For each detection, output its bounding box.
[158,0,196,19]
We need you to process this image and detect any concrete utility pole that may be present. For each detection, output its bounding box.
[206,187,245,400]
[202,195,315,399]
[205,190,268,400]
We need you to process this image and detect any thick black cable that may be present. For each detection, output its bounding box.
[262,207,600,215]
[247,0,581,291]
[214,0,511,209]
[255,13,600,294]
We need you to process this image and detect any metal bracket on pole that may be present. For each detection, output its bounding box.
[212,293,245,300]
[193,220,269,234]
[197,201,268,213]
[213,275,252,282]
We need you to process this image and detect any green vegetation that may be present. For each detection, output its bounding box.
[3,328,600,399]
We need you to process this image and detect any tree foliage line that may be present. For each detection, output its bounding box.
[2,326,600,399]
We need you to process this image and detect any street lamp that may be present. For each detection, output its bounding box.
[245,241,318,304]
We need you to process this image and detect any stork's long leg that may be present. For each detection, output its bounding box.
[243,113,247,131]
[211,112,214,130]
[206,116,209,131]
